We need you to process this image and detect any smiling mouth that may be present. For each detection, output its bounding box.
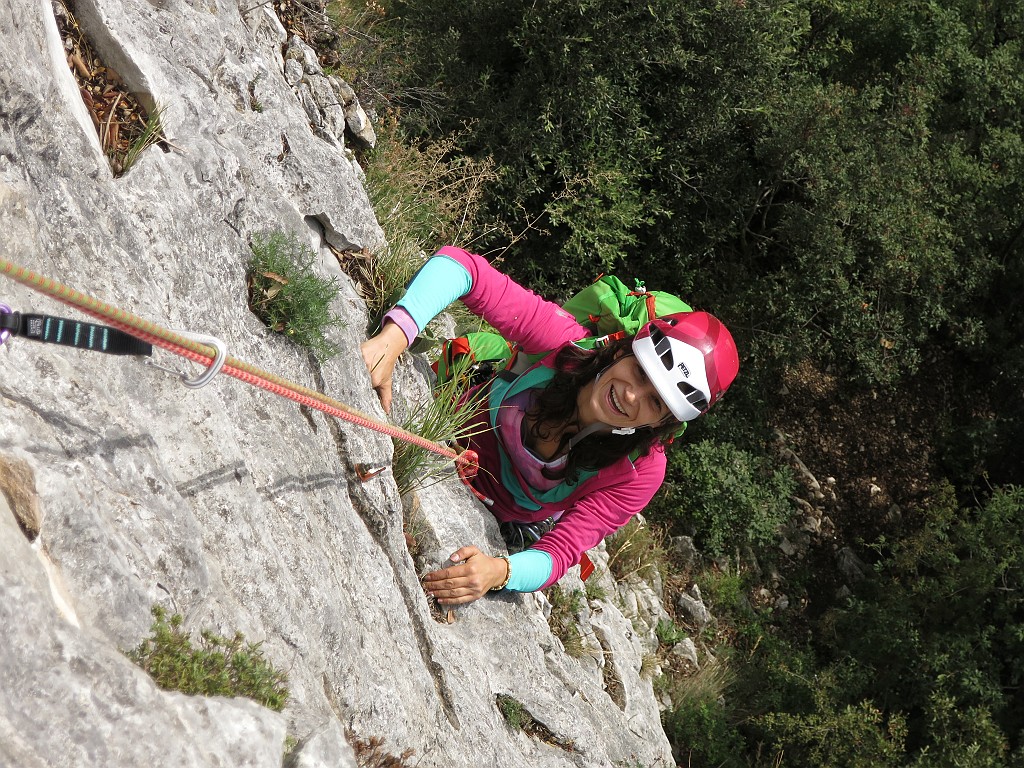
[609,387,628,418]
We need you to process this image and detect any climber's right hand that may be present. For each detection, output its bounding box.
[360,322,408,414]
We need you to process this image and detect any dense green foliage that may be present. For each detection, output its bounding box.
[709,485,1024,766]
[126,606,290,711]
[374,0,1024,763]
[384,0,1023,459]
[648,439,795,556]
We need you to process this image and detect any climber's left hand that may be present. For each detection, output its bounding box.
[423,546,509,605]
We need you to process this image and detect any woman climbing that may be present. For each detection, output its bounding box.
[361,246,739,605]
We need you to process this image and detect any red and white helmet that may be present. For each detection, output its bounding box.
[632,312,739,422]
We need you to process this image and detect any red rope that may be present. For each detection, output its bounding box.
[0,257,480,479]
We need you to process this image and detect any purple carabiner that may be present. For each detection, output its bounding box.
[0,303,12,347]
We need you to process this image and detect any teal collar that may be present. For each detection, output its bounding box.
[487,365,597,509]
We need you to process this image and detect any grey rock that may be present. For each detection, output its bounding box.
[330,75,357,105]
[286,34,323,76]
[676,592,711,631]
[286,719,358,768]
[668,535,700,571]
[0,0,672,765]
[344,100,377,147]
[670,638,699,670]
[307,75,346,144]
[0,492,288,768]
[838,546,868,583]
[284,57,304,86]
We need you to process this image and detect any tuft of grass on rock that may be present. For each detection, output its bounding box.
[606,518,669,583]
[353,122,500,334]
[496,693,533,731]
[126,605,289,711]
[120,103,167,173]
[247,230,343,360]
[391,358,488,496]
[546,584,589,659]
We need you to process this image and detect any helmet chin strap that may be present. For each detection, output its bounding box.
[565,421,637,453]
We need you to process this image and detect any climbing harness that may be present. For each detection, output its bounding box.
[0,257,480,485]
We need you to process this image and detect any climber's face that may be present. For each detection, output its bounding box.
[577,353,672,431]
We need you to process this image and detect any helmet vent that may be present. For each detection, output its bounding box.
[650,326,674,370]
[678,382,708,412]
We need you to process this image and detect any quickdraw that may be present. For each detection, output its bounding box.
[1,305,152,356]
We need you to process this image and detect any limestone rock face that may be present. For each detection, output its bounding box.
[0,0,673,766]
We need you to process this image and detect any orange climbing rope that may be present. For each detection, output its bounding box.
[0,256,480,483]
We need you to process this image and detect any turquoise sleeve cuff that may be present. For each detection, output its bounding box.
[506,549,554,592]
[395,255,472,333]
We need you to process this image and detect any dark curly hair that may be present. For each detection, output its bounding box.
[526,337,680,481]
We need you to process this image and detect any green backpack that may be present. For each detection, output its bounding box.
[433,275,692,386]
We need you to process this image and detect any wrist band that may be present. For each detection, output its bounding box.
[490,555,511,591]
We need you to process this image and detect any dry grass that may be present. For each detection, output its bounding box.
[346,731,417,768]
[605,518,669,583]
[54,1,167,175]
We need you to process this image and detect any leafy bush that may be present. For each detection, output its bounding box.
[126,606,289,711]
[663,698,746,768]
[247,231,342,360]
[820,484,1024,762]
[698,566,750,617]
[654,618,688,647]
[649,441,794,557]
[756,699,908,768]
[695,484,1024,766]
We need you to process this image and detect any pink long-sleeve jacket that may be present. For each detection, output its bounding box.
[437,247,668,588]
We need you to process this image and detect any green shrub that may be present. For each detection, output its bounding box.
[821,484,1024,762]
[663,698,746,768]
[698,566,748,616]
[584,577,607,602]
[126,606,289,711]
[723,484,1024,766]
[655,618,688,647]
[755,700,907,768]
[649,441,794,557]
[247,231,342,360]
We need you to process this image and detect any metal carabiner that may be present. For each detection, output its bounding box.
[144,331,228,389]
[180,332,228,389]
